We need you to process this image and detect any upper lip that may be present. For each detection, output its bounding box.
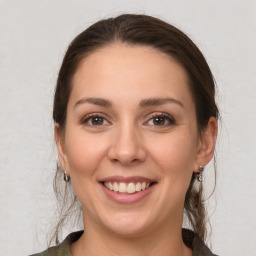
[98,176,156,183]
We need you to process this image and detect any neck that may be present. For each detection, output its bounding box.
[70,215,192,256]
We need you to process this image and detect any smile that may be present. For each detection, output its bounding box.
[103,181,151,194]
[99,176,156,204]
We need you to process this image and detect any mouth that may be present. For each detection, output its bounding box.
[101,181,155,194]
[99,176,157,203]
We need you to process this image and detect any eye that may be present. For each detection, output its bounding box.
[146,113,175,126]
[81,113,110,126]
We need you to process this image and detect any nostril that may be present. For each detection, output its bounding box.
[107,137,147,165]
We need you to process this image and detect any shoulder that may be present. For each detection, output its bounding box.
[182,229,218,256]
[31,229,218,256]
[29,231,83,256]
[29,245,60,256]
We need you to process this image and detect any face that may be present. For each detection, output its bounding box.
[56,44,209,238]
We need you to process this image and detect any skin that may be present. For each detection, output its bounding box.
[55,44,217,256]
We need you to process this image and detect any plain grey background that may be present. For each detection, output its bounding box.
[0,1,255,255]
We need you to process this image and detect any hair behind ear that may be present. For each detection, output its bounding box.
[184,173,206,241]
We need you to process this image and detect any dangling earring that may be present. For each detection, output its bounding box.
[197,166,204,182]
[64,171,70,182]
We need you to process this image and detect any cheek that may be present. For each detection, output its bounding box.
[149,131,198,220]
[65,130,109,177]
[64,130,111,209]
[148,129,198,182]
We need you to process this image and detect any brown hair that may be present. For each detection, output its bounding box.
[51,13,219,244]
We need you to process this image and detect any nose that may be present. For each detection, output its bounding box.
[108,123,147,166]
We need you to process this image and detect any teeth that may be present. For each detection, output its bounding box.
[103,181,151,194]
[127,183,136,193]
[135,182,142,191]
[119,182,127,193]
[113,182,119,192]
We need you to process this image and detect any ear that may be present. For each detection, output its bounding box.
[193,117,218,173]
[54,124,68,174]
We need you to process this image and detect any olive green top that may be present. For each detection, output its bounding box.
[30,229,217,256]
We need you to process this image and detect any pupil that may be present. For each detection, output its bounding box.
[92,117,103,125]
[153,117,165,125]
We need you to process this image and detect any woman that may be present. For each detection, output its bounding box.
[32,14,218,256]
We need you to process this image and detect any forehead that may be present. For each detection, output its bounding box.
[69,43,194,111]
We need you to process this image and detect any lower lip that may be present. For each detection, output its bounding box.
[100,183,155,204]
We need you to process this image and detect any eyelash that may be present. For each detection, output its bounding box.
[146,112,175,126]
[81,113,109,127]
[81,112,175,128]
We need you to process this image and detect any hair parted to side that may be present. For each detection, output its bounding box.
[51,13,219,245]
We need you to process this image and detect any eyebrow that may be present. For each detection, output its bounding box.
[74,97,184,109]
[139,97,184,108]
[74,97,112,108]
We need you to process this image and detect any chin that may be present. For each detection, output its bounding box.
[98,211,156,238]
[106,223,150,238]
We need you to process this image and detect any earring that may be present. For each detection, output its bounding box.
[197,166,204,182]
[64,171,70,182]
